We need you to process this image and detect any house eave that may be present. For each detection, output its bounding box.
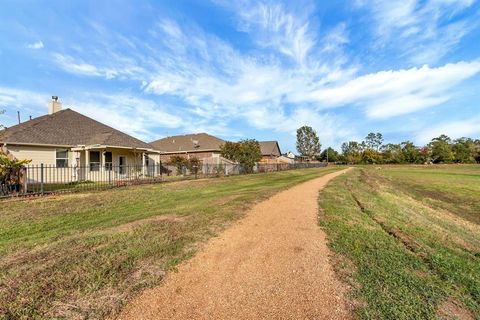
[159,149,220,154]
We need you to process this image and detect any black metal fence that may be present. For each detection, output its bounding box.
[0,161,327,198]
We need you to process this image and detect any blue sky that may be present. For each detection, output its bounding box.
[1,0,479,152]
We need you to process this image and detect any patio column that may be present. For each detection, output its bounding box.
[85,150,90,181]
[142,152,146,176]
[101,150,106,179]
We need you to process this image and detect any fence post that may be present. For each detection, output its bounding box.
[19,166,27,194]
[159,161,163,181]
[108,168,112,186]
[40,163,44,194]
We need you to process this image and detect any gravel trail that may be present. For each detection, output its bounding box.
[117,168,352,320]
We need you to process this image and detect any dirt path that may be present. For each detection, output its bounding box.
[117,169,352,320]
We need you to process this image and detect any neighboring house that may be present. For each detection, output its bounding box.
[258,141,282,163]
[286,151,296,159]
[277,151,296,164]
[0,97,160,182]
[151,133,226,162]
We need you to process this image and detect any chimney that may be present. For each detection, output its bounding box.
[48,96,62,114]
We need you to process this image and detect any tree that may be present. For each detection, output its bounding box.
[296,126,321,160]
[236,139,262,173]
[186,157,201,175]
[0,153,30,191]
[452,137,475,163]
[341,141,362,164]
[381,143,403,164]
[220,139,262,173]
[167,155,187,174]
[474,139,480,163]
[319,147,339,162]
[361,148,382,164]
[400,141,421,164]
[220,141,239,162]
[428,135,454,163]
[365,132,383,151]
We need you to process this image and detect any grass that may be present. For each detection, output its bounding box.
[0,167,341,319]
[319,165,480,319]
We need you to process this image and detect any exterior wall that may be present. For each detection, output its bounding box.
[6,145,161,184]
[259,155,280,163]
[160,151,220,163]
[6,145,75,166]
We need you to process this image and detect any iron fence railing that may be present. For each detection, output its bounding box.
[0,161,327,198]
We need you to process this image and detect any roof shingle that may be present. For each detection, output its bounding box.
[259,141,281,156]
[150,133,225,152]
[0,109,153,149]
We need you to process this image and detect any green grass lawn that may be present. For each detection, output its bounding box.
[319,165,480,319]
[0,167,340,320]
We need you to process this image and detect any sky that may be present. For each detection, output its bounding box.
[0,0,479,153]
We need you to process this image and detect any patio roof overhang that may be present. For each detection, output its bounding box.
[71,144,161,153]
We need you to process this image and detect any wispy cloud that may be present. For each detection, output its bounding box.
[415,116,480,144]
[355,0,478,63]
[53,53,144,80]
[26,40,44,49]
[220,0,317,65]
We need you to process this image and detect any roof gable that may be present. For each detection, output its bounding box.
[259,141,281,156]
[0,109,152,149]
[150,133,225,152]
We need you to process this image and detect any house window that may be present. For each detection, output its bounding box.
[105,152,113,171]
[56,149,69,167]
[90,151,101,171]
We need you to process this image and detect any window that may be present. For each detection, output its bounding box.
[56,149,69,167]
[90,151,101,171]
[105,152,113,171]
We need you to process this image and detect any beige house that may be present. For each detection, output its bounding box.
[0,97,160,183]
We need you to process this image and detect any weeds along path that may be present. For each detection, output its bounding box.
[116,169,352,320]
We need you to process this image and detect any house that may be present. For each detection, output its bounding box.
[0,96,160,182]
[277,151,296,164]
[258,141,282,163]
[151,133,226,163]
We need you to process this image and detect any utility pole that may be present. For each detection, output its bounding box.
[326,148,329,165]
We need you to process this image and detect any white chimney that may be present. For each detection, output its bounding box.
[48,96,62,114]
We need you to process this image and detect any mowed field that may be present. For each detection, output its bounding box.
[0,167,341,319]
[319,165,480,319]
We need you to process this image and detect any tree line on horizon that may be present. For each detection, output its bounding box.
[296,126,480,164]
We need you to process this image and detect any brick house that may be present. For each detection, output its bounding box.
[150,133,226,163]
[258,141,282,163]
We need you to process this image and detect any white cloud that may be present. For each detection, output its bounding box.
[216,0,317,65]
[355,0,478,63]
[26,41,44,49]
[415,117,480,144]
[308,61,480,118]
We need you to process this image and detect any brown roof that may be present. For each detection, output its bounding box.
[0,109,153,149]
[150,133,225,153]
[259,141,281,156]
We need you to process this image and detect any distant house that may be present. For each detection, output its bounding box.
[277,151,296,164]
[258,141,282,163]
[150,133,226,163]
[0,97,160,181]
